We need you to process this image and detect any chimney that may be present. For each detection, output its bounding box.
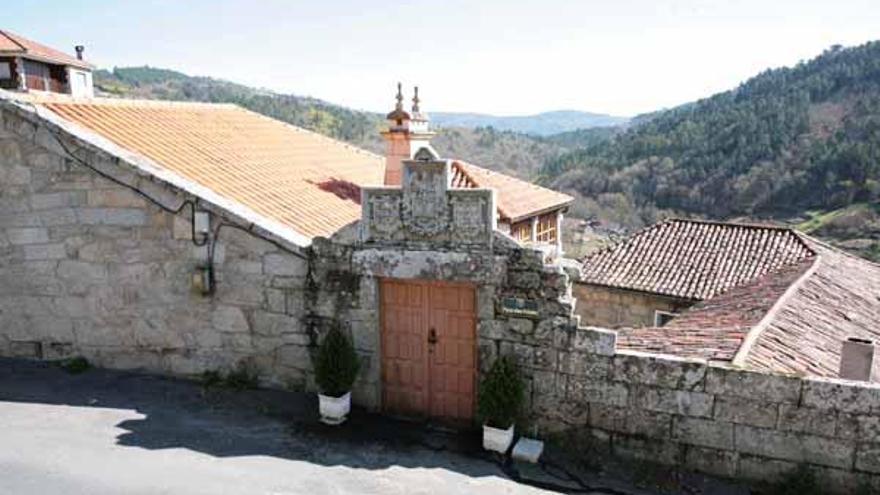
[380,83,435,185]
[75,45,84,61]
[840,337,876,381]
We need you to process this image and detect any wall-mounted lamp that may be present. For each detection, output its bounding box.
[191,265,213,295]
[194,211,211,244]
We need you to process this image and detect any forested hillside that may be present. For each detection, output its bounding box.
[94,42,880,261]
[545,42,880,236]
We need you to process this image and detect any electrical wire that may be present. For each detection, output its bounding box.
[8,101,631,494]
[6,100,309,287]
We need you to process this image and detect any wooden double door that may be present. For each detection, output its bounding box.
[380,279,477,423]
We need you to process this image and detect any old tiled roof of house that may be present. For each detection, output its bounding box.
[6,93,570,242]
[0,30,92,69]
[451,160,573,222]
[616,258,814,361]
[612,222,880,379]
[743,241,880,378]
[30,96,384,239]
[581,218,816,300]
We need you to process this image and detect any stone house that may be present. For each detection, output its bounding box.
[6,33,880,493]
[0,30,94,97]
[576,218,880,380]
[0,77,575,418]
[574,219,814,329]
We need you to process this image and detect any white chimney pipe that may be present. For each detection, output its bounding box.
[840,337,876,381]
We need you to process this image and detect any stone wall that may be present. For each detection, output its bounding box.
[526,328,880,493]
[6,98,880,492]
[572,283,692,328]
[308,233,574,410]
[0,102,313,389]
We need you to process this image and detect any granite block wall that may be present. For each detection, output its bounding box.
[572,283,693,329]
[530,335,880,493]
[0,103,313,389]
[5,99,880,492]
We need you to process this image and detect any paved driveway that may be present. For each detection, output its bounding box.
[0,359,571,495]
[0,359,746,495]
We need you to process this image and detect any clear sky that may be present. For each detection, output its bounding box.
[5,0,879,116]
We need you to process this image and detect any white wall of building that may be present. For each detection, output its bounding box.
[67,68,93,97]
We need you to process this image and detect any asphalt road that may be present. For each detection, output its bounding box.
[0,359,559,495]
[0,359,746,495]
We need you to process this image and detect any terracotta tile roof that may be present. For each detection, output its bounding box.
[744,241,880,378]
[614,227,880,379]
[451,160,573,222]
[0,30,92,69]
[32,96,384,239]
[14,94,570,242]
[616,259,814,361]
[581,219,816,300]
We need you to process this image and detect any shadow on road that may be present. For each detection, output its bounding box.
[0,358,753,495]
[0,357,500,477]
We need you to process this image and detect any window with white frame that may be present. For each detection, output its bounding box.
[654,310,678,327]
[0,62,11,80]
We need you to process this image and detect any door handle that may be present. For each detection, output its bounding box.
[428,328,438,345]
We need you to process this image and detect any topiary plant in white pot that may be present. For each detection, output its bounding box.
[478,355,524,453]
[314,327,360,425]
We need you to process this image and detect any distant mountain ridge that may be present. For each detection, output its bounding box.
[430,110,628,136]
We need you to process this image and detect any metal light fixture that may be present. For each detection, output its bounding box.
[191,265,212,295]
[193,211,211,244]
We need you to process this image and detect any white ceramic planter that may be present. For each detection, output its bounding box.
[482,424,515,453]
[318,391,351,425]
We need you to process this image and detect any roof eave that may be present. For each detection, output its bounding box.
[504,200,573,223]
[0,50,94,70]
[576,280,702,303]
[3,94,314,249]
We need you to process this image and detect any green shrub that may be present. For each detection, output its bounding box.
[477,356,525,428]
[314,328,360,398]
[200,365,258,391]
[766,464,821,495]
[201,370,223,388]
[61,356,90,374]
[225,366,259,390]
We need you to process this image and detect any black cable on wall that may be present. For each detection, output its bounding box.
[7,101,309,271]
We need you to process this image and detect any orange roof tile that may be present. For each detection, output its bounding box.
[33,96,384,239]
[744,241,880,378]
[451,160,572,222]
[14,93,571,241]
[581,219,815,300]
[0,30,91,69]
[616,259,814,361]
[611,225,880,379]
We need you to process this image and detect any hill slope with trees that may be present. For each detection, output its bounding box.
[545,42,880,222]
[543,41,880,258]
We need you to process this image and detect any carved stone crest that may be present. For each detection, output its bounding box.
[402,161,449,237]
[365,191,402,240]
[451,195,488,241]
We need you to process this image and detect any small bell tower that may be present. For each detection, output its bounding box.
[381,83,436,185]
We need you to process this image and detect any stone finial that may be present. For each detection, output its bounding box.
[412,86,421,114]
[411,85,430,123]
[385,82,411,125]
